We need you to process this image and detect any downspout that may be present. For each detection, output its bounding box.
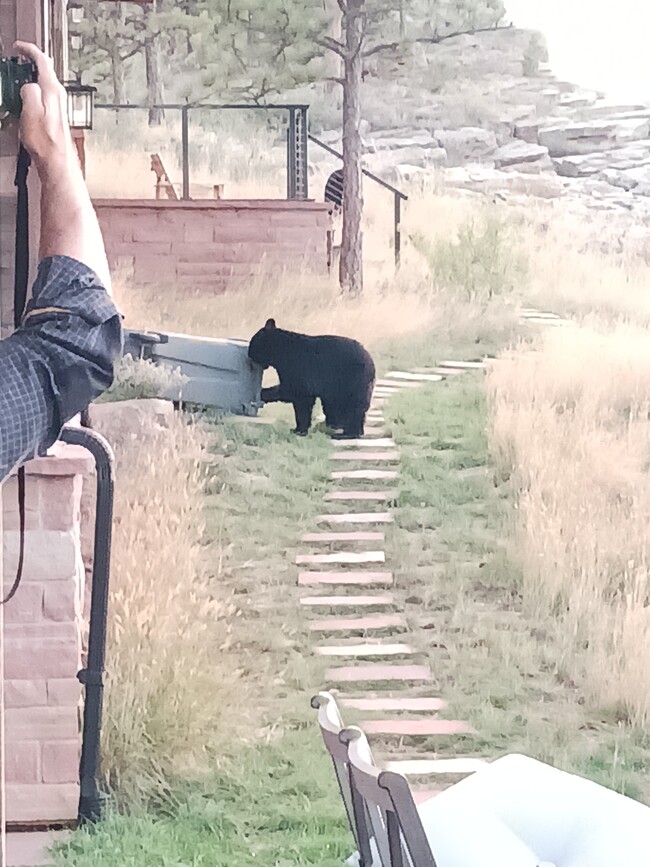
[59,426,115,825]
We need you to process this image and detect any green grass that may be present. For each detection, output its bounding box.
[386,376,650,801]
[54,730,350,866]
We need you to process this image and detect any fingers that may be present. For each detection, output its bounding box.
[13,41,59,94]
[19,83,44,117]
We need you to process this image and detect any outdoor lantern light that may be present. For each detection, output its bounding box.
[64,76,97,130]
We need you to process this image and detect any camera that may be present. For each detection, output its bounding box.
[0,57,37,127]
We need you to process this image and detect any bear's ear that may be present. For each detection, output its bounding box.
[264,318,276,331]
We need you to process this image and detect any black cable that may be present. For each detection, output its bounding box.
[2,145,32,606]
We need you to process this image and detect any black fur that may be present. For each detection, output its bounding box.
[249,319,375,438]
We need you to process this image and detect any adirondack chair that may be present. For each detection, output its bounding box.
[150,153,225,201]
[313,692,650,867]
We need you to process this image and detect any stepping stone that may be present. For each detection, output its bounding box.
[375,378,421,389]
[309,614,407,632]
[317,512,393,524]
[299,571,393,586]
[324,491,397,502]
[296,550,386,565]
[374,387,400,395]
[300,594,394,607]
[386,371,444,383]
[331,451,400,462]
[384,758,487,775]
[363,719,475,736]
[301,531,385,543]
[316,643,415,657]
[438,360,486,370]
[341,696,447,712]
[523,317,572,327]
[334,438,395,448]
[413,367,464,377]
[518,309,559,319]
[326,664,431,683]
[331,470,398,480]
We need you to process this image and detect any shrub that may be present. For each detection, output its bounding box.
[413,215,528,303]
[98,355,187,404]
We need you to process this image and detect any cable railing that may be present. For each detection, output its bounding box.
[309,133,408,267]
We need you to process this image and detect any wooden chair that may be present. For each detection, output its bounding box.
[150,153,179,201]
[342,726,438,867]
[311,692,374,865]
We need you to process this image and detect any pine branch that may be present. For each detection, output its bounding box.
[362,22,511,59]
[318,35,347,57]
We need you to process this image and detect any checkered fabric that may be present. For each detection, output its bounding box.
[0,256,122,481]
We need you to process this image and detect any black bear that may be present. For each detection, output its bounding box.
[248,319,375,438]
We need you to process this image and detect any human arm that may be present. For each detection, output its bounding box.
[14,40,111,290]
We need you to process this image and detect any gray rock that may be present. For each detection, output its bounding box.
[443,166,563,199]
[494,140,551,170]
[365,130,440,152]
[89,398,175,443]
[514,120,540,144]
[434,127,498,166]
[540,118,650,157]
[553,141,650,177]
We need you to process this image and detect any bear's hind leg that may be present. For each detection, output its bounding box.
[292,397,316,436]
[340,408,366,440]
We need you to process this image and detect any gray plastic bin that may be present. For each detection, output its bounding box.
[123,329,263,416]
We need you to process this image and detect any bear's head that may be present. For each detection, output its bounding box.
[248,318,277,369]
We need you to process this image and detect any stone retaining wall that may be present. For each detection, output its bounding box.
[2,445,93,825]
[94,199,332,292]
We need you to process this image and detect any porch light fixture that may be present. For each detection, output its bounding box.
[64,76,97,130]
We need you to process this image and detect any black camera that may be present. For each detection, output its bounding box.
[0,57,37,127]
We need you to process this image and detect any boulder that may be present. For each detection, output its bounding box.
[493,140,552,171]
[540,118,650,157]
[442,166,564,200]
[434,127,498,166]
[365,130,440,152]
[88,398,175,444]
[514,120,540,144]
[553,141,650,177]
[364,145,447,174]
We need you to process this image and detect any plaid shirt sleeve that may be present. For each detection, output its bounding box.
[0,256,122,481]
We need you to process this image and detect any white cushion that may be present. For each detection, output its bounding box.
[419,754,650,867]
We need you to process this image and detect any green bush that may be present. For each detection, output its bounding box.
[413,216,528,303]
[98,355,187,403]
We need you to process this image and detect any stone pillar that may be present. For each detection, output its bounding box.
[2,444,92,825]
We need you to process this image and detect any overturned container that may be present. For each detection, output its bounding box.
[123,329,263,416]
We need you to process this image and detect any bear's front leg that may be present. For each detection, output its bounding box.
[292,397,316,436]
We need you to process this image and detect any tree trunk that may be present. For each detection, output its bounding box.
[144,4,165,126]
[339,0,364,296]
[109,43,127,105]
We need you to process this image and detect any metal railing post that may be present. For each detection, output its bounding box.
[394,191,401,267]
[181,105,190,201]
[287,108,297,200]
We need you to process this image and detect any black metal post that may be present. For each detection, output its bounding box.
[287,107,297,200]
[181,105,190,201]
[297,107,309,201]
[59,426,115,825]
[394,192,401,268]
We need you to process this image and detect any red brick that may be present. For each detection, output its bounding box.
[6,783,79,824]
[6,707,80,741]
[176,262,234,278]
[5,742,40,785]
[5,680,47,709]
[362,719,474,736]
[213,222,273,244]
[4,583,43,624]
[47,679,82,708]
[2,475,40,530]
[39,476,82,531]
[42,741,80,784]
[325,664,431,683]
[43,581,80,622]
[183,215,216,243]
[3,530,81,582]
[5,637,80,680]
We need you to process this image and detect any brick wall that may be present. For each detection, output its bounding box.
[94,199,332,292]
[2,444,93,825]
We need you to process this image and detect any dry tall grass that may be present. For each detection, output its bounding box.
[487,324,650,727]
[98,415,242,803]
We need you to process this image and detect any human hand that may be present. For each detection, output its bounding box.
[14,41,76,171]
